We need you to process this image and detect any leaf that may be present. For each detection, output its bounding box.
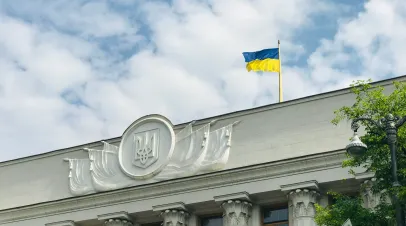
[323,79,406,225]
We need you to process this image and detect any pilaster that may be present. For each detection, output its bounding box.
[250,204,262,226]
[153,202,190,226]
[188,213,199,226]
[214,192,253,226]
[98,211,133,226]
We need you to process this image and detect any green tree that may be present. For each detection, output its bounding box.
[314,192,393,226]
[314,79,406,225]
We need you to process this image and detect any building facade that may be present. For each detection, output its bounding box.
[1,76,404,226]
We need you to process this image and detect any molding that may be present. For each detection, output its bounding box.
[354,171,375,180]
[214,192,251,204]
[153,202,187,212]
[0,150,347,224]
[98,211,132,221]
[45,220,76,226]
[280,180,319,193]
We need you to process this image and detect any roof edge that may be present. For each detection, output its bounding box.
[1,74,405,166]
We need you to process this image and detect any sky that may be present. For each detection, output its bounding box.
[0,0,406,162]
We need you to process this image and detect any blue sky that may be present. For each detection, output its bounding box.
[0,0,405,161]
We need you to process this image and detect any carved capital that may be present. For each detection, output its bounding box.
[161,209,189,226]
[288,189,319,218]
[98,212,133,226]
[361,179,390,210]
[221,200,252,226]
[104,219,133,226]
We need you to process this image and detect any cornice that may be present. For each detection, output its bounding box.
[152,202,187,212]
[98,211,132,221]
[0,150,347,224]
[280,180,319,193]
[214,192,251,204]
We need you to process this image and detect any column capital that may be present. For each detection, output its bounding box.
[280,181,321,226]
[104,219,133,226]
[153,202,190,226]
[361,178,391,210]
[222,200,252,226]
[213,192,253,226]
[288,189,320,226]
[289,189,320,213]
[98,211,133,226]
[161,209,190,226]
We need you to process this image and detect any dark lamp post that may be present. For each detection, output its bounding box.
[347,113,406,226]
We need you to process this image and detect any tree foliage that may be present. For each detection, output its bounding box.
[314,192,394,226]
[314,79,406,225]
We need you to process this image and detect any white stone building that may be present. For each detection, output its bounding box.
[1,76,405,226]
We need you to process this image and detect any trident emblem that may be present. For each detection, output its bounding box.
[132,129,159,168]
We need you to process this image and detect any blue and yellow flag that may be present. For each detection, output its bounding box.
[242,48,280,72]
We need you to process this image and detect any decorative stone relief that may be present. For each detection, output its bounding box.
[161,209,189,226]
[64,114,240,196]
[63,158,94,196]
[361,178,390,210]
[221,200,252,226]
[288,189,320,226]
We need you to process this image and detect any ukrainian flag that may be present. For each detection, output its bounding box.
[242,48,280,72]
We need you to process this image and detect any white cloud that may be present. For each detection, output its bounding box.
[0,15,104,161]
[0,0,405,161]
[308,0,406,92]
[2,0,137,38]
[134,0,328,113]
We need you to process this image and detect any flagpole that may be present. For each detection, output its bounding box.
[278,40,283,102]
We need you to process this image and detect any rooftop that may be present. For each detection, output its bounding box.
[2,75,406,166]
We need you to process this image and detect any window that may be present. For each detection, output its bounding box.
[201,216,223,226]
[263,207,288,226]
